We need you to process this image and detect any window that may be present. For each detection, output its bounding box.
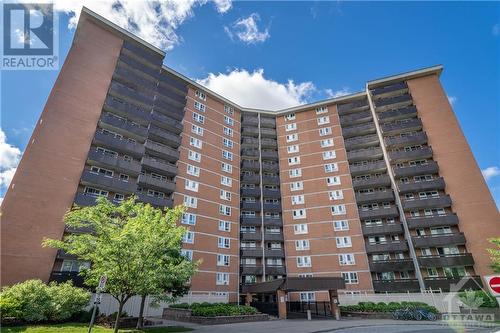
[331,204,346,215]
[284,113,296,121]
[194,101,206,112]
[295,240,310,250]
[297,256,312,267]
[329,190,344,200]
[294,224,308,234]
[90,166,113,177]
[219,204,231,216]
[333,220,349,231]
[221,176,232,187]
[286,123,297,132]
[185,179,199,192]
[218,237,230,249]
[291,195,305,205]
[223,138,234,148]
[182,213,196,225]
[190,137,202,149]
[114,193,124,202]
[287,145,299,154]
[288,156,300,166]
[183,195,197,208]
[316,106,328,114]
[217,254,230,267]
[317,116,330,125]
[224,115,234,126]
[61,260,90,272]
[300,292,315,302]
[327,176,341,186]
[191,124,204,136]
[220,189,232,201]
[216,272,229,285]
[224,105,234,115]
[147,189,164,198]
[324,163,338,173]
[221,162,233,174]
[323,150,336,160]
[223,126,233,137]
[222,150,233,161]
[181,249,193,261]
[84,187,108,197]
[96,147,117,157]
[289,168,302,178]
[192,112,205,124]
[336,236,352,248]
[286,133,298,142]
[187,164,200,177]
[195,90,206,100]
[319,127,332,136]
[443,267,466,278]
[290,181,304,191]
[218,220,231,232]
[320,138,334,148]
[342,272,359,284]
[427,267,439,277]
[182,231,194,244]
[188,150,201,162]
[339,254,355,266]
[119,174,129,182]
[293,209,307,219]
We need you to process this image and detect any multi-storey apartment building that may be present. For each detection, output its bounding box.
[2,8,499,303]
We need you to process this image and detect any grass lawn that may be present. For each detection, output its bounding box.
[2,323,193,333]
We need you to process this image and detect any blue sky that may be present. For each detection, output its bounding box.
[1,1,499,204]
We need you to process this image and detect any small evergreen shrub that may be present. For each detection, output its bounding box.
[169,302,258,317]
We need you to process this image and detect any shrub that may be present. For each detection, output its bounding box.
[458,290,499,308]
[170,303,258,317]
[340,301,438,314]
[0,279,90,323]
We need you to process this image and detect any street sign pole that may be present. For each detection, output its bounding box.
[88,276,107,333]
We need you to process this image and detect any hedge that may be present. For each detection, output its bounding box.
[170,302,258,317]
[340,301,439,314]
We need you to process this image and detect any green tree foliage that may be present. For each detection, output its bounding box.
[487,238,500,273]
[43,197,197,333]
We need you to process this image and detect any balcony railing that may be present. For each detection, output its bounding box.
[49,271,85,288]
[136,193,173,208]
[241,187,261,197]
[93,131,145,158]
[263,217,283,226]
[242,137,259,147]
[263,203,282,213]
[412,232,466,248]
[241,201,261,211]
[374,94,412,112]
[389,147,433,163]
[241,248,263,257]
[80,170,136,193]
[361,222,403,236]
[418,253,475,268]
[393,161,439,178]
[241,232,262,241]
[241,266,263,275]
[369,259,415,273]
[349,160,386,176]
[242,127,259,137]
[344,134,380,150]
[144,140,179,162]
[266,266,286,275]
[141,156,177,176]
[342,122,376,139]
[87,149,141,175]
[265,249,285,258]
[241,160,260,171]
[260,117,276,128]
[337,99,370,115]
[347,147,383,162]
[240,216,262,226]
[402,195,452,211]
[108,81,154,108]
[263,189,281,198]
[365,241,408,253]
[137,174,175,193]
[241,174,260,184]
[373,279,420,293]
[398,178,445,194]
[264,233,284,242]
[103,96,150,125]
[385,132,428,148]
[261,150,279,160]
[148,125,182,148]
[378,105,417,122]
[260,128,277,138]
[358,206,399,220]
[424,276,482,292]
[381,118,423,135]
[371,82,408,97]
[339,110,372,126]
[355,190,394,204]
[406,214,459,229]
[352,175,391,189]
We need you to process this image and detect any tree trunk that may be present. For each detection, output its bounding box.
[136,294,147,329]
[114,299,124,333]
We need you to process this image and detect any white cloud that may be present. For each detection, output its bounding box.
[326,87,352,99]
[0,129,22,194]
[53,0,231,51]
[225,13,270,44]
[197,68,315,110]
[447,95,457,105]
[482,166,500,181]
[493,23,500,36]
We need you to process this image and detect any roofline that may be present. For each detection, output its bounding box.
[367,65,443,89]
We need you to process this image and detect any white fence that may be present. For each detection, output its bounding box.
[91,292,229,317]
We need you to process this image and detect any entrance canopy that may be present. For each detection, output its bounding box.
[242,277,346,294]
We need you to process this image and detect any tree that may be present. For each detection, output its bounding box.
[488,238,500,273]
[43,197,197,333]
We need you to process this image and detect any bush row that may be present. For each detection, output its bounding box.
[170,302,258,317]
[340,301,439,314]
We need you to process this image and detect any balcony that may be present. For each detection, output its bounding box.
[264,233,284,241]
[141,156,177,176]
[242,149,260,158]
[263,189,281,198]
[378,105,417,123]
[103,96,150,125]
[242,127,259,137]
[381,118,423,136]
[365,241,408,253]
[108,81,154,108]
[385,132,428,149]
[374,94,413,112]
[152,103,184,122]
[358,207,399,220]
[155,86,187,107]
[119,52,160,79]
[241,266,263,275]
[418,253,475,268]
[260,128,277,138]
[407,214,459,229]
[241,216,262,226]
[373,279,420,293]
[56,249,76,260]
[347,147,383,162]
[266,266,286,275]
[265,249,285,258]
[263,217,283,227]
[339,110,372,127]
[394,161,439,178]
[144,140,179,162]
[241,232,262,241]
[87,149,141,175]
[398,178,445,194]
[137,174,175,193]
[412,233,466,248]
[242,160,260,171]
[371,82,408,98]
[352,175,391,189]
[93,131,145,158]
[261,150,279,160]
[262,175,280,185]
[349,160,386,176]
[123,40,163,67]
[242,137,259,148]
[263,203,281,213]
[389,147,433,163]
[241,201,261,211]
[113,64,156,92]
[261,117,276,128]
[81,170,136,193]
[149,111,182,134]
[49,271,85,288]
[344,134,380,151]
[136,192,173,208]
[241,174,260,184]
[148,125,181,148]
[241,187,261,197]
[241,248,263,257]
[242,117,259,127]
[369,259,415,273]
[424,276,482,292]
[362,223,403,236]
[158,70,189,94]
[262,163,279,172]
[74,193,105,206]
[342,122,376,139]
[261,138,277,148]
[402,195,452,211]
[356,190,394,204]
[337,99,370,115]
